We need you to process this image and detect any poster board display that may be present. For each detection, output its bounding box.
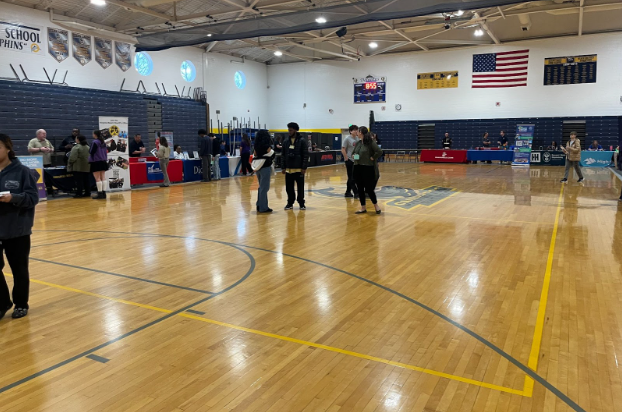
[512,124,535,166]
[17,156,46,201]
[99,116,130,191]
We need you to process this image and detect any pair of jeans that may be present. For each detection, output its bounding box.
[285,172,305,206]
[0,235,31,310]
[345,160,358,195]
[213,155,221,180]
[354,165,378,206]
[564,160,583,180]
[74,171,91,196]
[201,155,211,181]
[256,167,271,211]
[241,153,251,175]
[160,158,170,186]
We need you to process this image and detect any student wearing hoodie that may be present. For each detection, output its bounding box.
[0,134,39,320]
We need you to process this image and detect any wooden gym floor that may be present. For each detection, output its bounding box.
[1,163,621,412]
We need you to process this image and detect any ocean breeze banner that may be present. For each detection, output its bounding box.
[47,27,69,62]
[99,116,130,191]
[0,21,44,55]
[72,32,92,66]
[417,71,458,89]
[512,124,535,166]
[114,42,131,72]
[94,37,112,69]
[17,156,46,201]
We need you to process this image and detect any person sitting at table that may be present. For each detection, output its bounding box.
[59,128,79,164]
[173,145,184,160]
[311,142,322,152]
[129,134,146,157]
[67,135,91,198]
[588,140,603,151]
[442,133,452,149]
[548,141,559,151]
[481,133,492,164]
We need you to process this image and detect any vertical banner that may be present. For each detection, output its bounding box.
[512,124,535,166]
[114,42,131,72]
[47,27,69,62]
[99,117,130,191]
[72,33,92,66]
[94,37,112,69]
[156,131,175,159]
[17,156,46,201]
[0,22,44,55]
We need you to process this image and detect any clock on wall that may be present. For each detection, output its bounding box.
[395,104,402,111]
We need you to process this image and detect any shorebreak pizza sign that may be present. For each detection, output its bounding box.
[0,21,44,55]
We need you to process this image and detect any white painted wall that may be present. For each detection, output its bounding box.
[267,33,622,130]
[0,2,269,128]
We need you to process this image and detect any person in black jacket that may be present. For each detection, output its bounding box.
[253,130,274,213]
[58,128,79,164]
[0,134,39,320]
[281,122,309,210]
[198,129,212,182]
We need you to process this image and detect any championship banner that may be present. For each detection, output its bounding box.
[99,116,130,191]
[512,124,535,166]
[47,27,69,62]
[544,54,597,86]
[17,156,46,201]
[72,33,92,66]
[0,21,44,55]
[94,37,112,69]
[417,71,458,89]
[114,42,131,72]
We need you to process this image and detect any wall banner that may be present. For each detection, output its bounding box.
[94,37,112,69]
[99,116,130,191]
[72,32,92,66]
[114,41,131,72]
[0,21,44,55]
[17,156,46,201]
[47,27,69,62]
[544,54,597,86]
[417,71,458,89]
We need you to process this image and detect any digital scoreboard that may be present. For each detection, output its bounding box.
[354,76,386,104]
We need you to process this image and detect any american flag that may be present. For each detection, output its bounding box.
[472,49,529,88]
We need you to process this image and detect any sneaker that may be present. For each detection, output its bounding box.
[577,178,584,183]
[344,192,353,198]
[560,179,568,183]
[0,304,13,320]
[299,205,306,210]
[259,208,273,213]
[11,308,28,319]
[284,204,293,210]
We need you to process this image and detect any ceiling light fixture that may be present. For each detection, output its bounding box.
[369,42,378,49]
[206,33,212,37]
[91,0,106,5]
[315,16,327,24]
[474,28,484,36]
[274,50,283,56]
[456,10,464,16]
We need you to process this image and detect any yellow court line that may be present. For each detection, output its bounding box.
[523,184,565,396]
[20,274,525,397]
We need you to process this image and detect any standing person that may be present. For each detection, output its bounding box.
[240,133,252,176]
[67,135,91,198]
[28,129,54,195]
[253,130,274,213]
[498,131,508,149]
[482,132,492,164]
[560,131,584,184]
[274,136,283,169]
[220,141,229,156]
[129,134,146,157]
[353,126,383,214]
[89,130,109,199]
[59,128,79,164]
[156,136,171,187]
[211,133,221,181]
[0,134,39,320]
[341,125,359,198]
[442,133,452,149]
[281,122,309,210]
[198,129,212,182]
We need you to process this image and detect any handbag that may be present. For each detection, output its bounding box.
[251,149,274,171]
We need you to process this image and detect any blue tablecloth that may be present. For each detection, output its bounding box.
[467,150,514,162]
[580,151,614,167]
[183,159,203,182]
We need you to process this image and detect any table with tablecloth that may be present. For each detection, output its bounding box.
[44,167,96,192]
[420,149,468,163]
[580,151,614,167]
[308,151,338,167]
[467,149,514,163]
[129,157,183,185]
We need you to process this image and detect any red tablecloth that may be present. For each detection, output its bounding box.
[129,157,183,185]
[420,150,468,163]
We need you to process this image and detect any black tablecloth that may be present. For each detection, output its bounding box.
[44,167,96,192]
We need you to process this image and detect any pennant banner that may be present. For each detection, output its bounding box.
[115,41,131,72]
[72,33,92,66]
[94,37,113,69]
[47,27,69,62]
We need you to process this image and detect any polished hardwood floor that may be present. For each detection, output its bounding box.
[1,163,621,412]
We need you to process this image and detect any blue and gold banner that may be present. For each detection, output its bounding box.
[47,27,69,62]
[417,71,458,89]
[544,54,596,85]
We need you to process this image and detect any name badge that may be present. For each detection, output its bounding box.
[353,154,360,160]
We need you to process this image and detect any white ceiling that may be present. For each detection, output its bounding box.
[5,0,622,64]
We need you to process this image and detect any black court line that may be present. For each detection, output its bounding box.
[85,354,109,364]
[19,230,584,412]
[0,241,255,395]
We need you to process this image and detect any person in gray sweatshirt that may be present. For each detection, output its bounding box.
[0,134,39,320]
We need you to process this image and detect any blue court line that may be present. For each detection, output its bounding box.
[23,230,584,412]
[0,241,255,396]
[85,354,109,364]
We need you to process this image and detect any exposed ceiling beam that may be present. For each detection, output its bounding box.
[368,41,410,57]
[378,20,428,51]
[286,40,359,60]
[106,0,172,21]
[206,0,261,52]
[476,14,500,44]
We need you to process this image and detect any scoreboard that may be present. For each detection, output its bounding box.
[354,76,386,103]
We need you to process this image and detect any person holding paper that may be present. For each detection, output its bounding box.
[560,131,584,184]
[253,130,274,213]
[156,136,171,187]
[0,134,39,320]
[129,134,146,157]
